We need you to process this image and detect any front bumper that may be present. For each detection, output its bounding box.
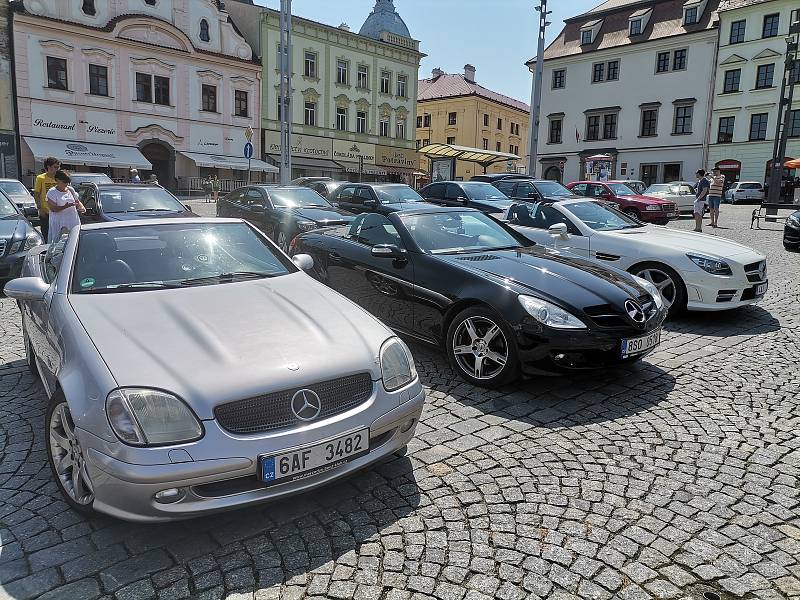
[80,385,425,522]
[784,221,800,247]
[683,267,767,311]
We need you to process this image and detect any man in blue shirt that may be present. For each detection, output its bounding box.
[693,169,709,232]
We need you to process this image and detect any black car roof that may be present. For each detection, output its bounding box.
[391,205,482,216]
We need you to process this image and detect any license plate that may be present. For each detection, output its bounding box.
[666,212,676,218]
[259,429,369,486]
[621,329,661,359]
[755,282,768,296]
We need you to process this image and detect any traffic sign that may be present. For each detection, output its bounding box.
[243,142,253,159]
[245,126,254,142]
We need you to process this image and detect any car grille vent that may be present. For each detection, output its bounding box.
[0,240,6,256]
[594,252,620,262]
[744,260,766,283]
[717,289,737,302]
[214,372,373,435]
[584,294,658,329]
[456,254,500,262]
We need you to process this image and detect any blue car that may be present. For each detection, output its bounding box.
[76,184,195,223]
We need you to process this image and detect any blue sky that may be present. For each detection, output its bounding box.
[252,0,600,103]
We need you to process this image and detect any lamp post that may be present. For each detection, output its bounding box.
[278,0,293,185]
[526,0,551,178]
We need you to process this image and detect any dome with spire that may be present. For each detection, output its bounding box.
[359,0,411,41]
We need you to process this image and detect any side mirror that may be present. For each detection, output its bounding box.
[371,244,406,259]
[84,206,97,216]
[457,196,469,203]
[363,200,376,209]
[3,277,49,301]
[292,254,314,270]
[601,191,613,199]
[526,192,540,200]
[548,223,570,240]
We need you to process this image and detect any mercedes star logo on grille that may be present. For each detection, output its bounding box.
[290,389,322,421]
[624,299,646,324]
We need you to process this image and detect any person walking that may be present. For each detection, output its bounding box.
[202,175,212,202]
[45,171,85,244]
[33,157,61,241]
[693,169,709,232]
[708,167,725,228]
[130,168,141,184]
[211,174,220,203]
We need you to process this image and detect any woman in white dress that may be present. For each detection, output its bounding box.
[45,171,86,244]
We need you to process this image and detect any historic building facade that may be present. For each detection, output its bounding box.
[12,0,267,192]
[228,0,423,182]
[0,0,19,178]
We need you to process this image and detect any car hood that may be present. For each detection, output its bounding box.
[283,206,355,224]
[0,216,26,238]
[69,273,392,419]
[6,193,35,204]
[625,194,672,205]
[438,247,648,312]
[104,210,194,221]
[606,226,765,261]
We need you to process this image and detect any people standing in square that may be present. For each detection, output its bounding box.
[33,157,61,241]
[693,169,710,233]
[708,167,725,228]
[45,171,86,244]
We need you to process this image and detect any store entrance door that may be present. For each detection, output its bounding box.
[140,142,174,190]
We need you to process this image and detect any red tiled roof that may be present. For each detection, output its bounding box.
[417,73,530,113]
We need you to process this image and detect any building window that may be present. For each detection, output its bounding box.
[684,6,698,25]
[673,49,687,71]
[792,61,800,85]
[730,19,746,44]
[607,60,620,81]
[656,52,670,73]
[497,118,503,130]
[201,84,217,112]
[446,136,456,145]
[416,115,422,128]
[396,118,405,139]
[448,112,457,125]
[723,69,741,93]
[380,119,389,137]
[88,64,108,96]
[277,96,283,120]
[483,113,489,127]
[640,164,658,187]
[380,71,391,94]
[630,19,642,36]
[549,119,562,144]
[304,102,316,126]
[788,110,800,138]
[234,90,248,117]
[749,113,768,140]
[304,52,317,78]
[482,138,488,150]
[673,105,693,134]
[423,114,431,127]
[46,57,68,90]
[717,116,735,143]
[397,75,407,98]
[603,113,617,139]
[82,0,96,16]
[592,62,605,82]
[513,123,521,136]
[336,60,349,85]
[496,141,502,151]
[135,72,152,102]
[199,19,210,42]
[552,69,565,89]
[762,14,779,38]
[640,108,658,137]
[755,63,775,89]
[356,111,367,134]
[586,115,600,141]
[581,30,592,45]
[336,107,347,131]
[357,65,368,89]
[154,75,170,106]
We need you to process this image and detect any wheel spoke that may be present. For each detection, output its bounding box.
[483,325,500,343]
[656,279,671,291]
[453,345,474,356]
[49,428,70,451]
[485,350,507,366]
[473,356,485,378]
[79,461,94,496]
[56,453,73,475]
[463,319,479,341]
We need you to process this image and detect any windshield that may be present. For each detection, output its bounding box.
[0,193,18,217]
[0,181,30,196]
[564,201,644,231]
[401,211,521,254]
[270,188,332,208]
[100,188,186,213]
[533,181,574,197]
[375,185,425,204]
[644,184,671,194]
[71,222,293,293]
[75,174,114,184]
[460,182,510,201]
[607,183,638,196]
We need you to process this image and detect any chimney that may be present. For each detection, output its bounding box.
[339,22,350,31]
[431,67,444,79]
[464,64,476,82]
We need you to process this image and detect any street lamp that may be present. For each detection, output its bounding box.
[278,0,293,185]
[526,0,551,178]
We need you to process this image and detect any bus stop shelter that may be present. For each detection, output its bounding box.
[418,143,520,179]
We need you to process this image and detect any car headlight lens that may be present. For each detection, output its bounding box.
[518,295,586,329]
[106,388,203,446]
[645,204,660,211]
[788,214,800,227]
[296,220,317,232]
[687,253,732,276]
[380,337,417,392]
[632,276,664,311]
[9,232,41,254]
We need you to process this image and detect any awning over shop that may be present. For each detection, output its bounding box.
[417,143,519,168]
[265,155,342,171]
[338,161,387,176]
[24,137,152,169]
[181,152,278,173]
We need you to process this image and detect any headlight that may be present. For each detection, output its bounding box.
[518,295,586,329]
[788,214,800,227]
[106,388,203,446]
[296,220,317,232]
[645,205,660,211]
[9,232,42,254]
[632,276,664,311]
[380,337,417,392]
[687,253,732,276]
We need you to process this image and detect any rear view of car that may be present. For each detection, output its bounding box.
[0,179,39,222]
[726,182,765,204]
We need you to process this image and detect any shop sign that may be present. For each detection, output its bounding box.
[31,104,77,139]
[333,139,375,164]
[375,145,418,169]
[715,159,741,171]
[264,130,333,159]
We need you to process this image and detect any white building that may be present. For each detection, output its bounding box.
[707,0,799,185]
[530,0,720,186]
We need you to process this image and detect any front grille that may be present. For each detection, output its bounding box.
[583,294,658,329]
[215,373,373,435]
[744,260,766,283]
[660,203,676,212]
[0,240,6,256]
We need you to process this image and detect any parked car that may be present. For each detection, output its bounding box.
[3,218,423,521]
[331,183,429,215]
[784,210,800,250]
[68,172,114,186]
[304,179,348,199]
[504,198,768,316]
[642,182,697,214]
[725,181,765,204]
[0,190,43,284]
[492,178,585,203]
[0,178,38,222]
[419,181,513,214]
[217,185,354,251]
[567,181,676,224]
[291,206,666,387]
[75,184,195,223]
[290,176,333,187]
[469,173,535,183]
[613,180,646,194]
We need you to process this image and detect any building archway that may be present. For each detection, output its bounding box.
[543,165,562,182]
[139,140,175,190]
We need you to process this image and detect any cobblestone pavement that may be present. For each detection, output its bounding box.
[1,206,799,600]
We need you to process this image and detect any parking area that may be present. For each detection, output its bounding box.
[0,205,799,600]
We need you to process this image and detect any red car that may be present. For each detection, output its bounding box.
[567,181,677,225]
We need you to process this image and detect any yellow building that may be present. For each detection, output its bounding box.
[416,65,530,181]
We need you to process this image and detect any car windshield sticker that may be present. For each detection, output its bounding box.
[79,277,96,288]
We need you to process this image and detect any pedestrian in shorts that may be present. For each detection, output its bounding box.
[693,169,709,232]
[708,167,725,228]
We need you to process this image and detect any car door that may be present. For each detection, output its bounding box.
[507,203,588,257]
[355,187,379,213]
[494,180,517,200]
[443,183,467,207]
[420,182,446,206]
[514,181,542,202]
[240,188,270,232]
[217,188,245,219]
[334,185,361,213]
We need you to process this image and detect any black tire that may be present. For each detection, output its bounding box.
[623,207,641,220]
[629,262,687,317]
[446,306,519,388]
[46,391,96,516]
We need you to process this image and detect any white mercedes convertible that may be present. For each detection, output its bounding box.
[504,199,768,316]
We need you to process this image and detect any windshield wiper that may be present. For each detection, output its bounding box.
[179,271,279,286]
[131,208,177,212]
[82,282,179,293]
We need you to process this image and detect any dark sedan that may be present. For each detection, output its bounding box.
[419,181,513,215]
[493,178,585,203]
[785,211,800,250]
[331,183,428,215]
[77,184,195,224]
[217,185,354,251]
[0,190,42,284]
[291,206,667,387]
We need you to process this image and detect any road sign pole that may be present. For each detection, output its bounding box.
[247,157,252,185]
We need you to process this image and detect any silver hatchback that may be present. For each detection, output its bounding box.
[4,218,424,522]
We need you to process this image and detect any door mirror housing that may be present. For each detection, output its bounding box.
[85,206,97,216]
[371,244,406,259]
[3,277,49,301]
[601,191,613,199]
[292,254,314,271]
[548,223,570,240]
[363,199,377,209]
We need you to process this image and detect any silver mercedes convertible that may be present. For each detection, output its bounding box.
[4,218,424,522]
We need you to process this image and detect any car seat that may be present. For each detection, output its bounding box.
[77,232,135,288]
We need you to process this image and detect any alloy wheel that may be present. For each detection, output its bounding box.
[49,402,94,506]
[635,267,676,309]
[452,316,509,380]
